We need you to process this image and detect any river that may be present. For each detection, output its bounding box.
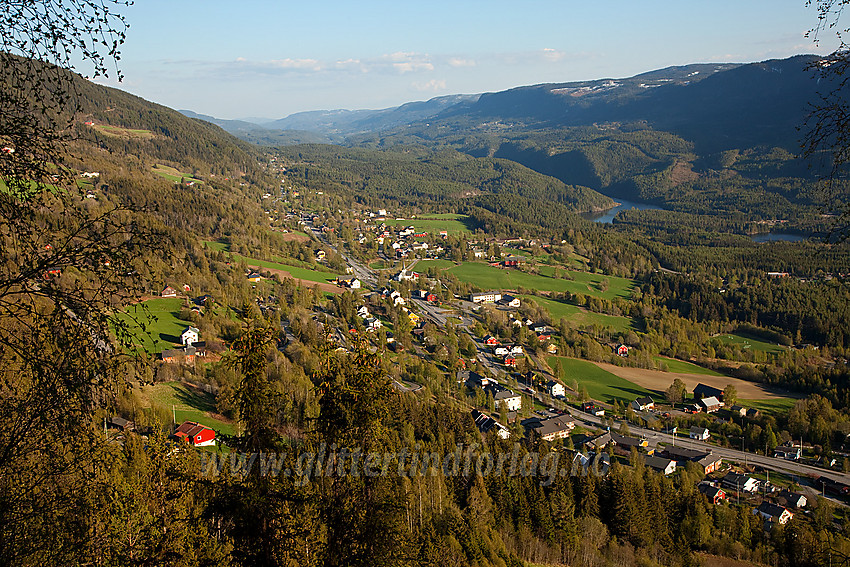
[583,198,665,224]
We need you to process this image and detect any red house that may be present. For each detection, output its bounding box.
[504,355,517,367]
[426,293,437,303]
[616,344,629,357]
[698,483,727,505]
[484,336,499,346]
[174,421,216,447]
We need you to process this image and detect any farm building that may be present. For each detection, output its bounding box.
[173,421,216,447]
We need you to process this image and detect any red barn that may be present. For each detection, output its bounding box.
[174,421,216,447]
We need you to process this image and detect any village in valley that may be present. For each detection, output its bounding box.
[113,166,850,536]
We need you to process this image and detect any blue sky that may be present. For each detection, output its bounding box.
[93,1,839,120]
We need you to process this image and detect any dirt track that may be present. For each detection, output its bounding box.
[247,265,344,294]
[591,361,796,400]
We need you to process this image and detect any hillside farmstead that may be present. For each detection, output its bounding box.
[173,421,216,447]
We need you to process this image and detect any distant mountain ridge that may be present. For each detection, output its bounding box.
[182,94,480,145]
[265,94,480,134]
[187,55,829,155]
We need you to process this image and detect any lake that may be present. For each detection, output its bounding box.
[750,233,808,243]
[583,198,665,224]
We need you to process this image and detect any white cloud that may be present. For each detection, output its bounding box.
[447,57,476,68]
[266,58,322,70]
[204,51,436,77]
[489,48,585,67]
[380,51,434,73]
[541,48,567,62]
[413,79,447,92]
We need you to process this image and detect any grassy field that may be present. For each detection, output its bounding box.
[416,259,458,271]
[717,333,785,355]
[232,253,343,283]
[141,381,236,435]
[652,356,726,376]
[201,241,344,284]
[449,262,634,301]
[114,297,191,354]
[204,240,230,252]
[520,295,633,332]
[152,164,204,184]
[382,214,472,235]
[91,123,155,139]
[744,398,797,415]
[548,357,654,403]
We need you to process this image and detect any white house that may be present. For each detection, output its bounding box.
[631,396,655,412]
[494,346,510,356]
[689,427,710,441]
[471,409,511,440]
[645,456,677,475]
[492,389,522,412]
[722,472,759,493]
[181,326,199,346]
[755,502,793,525]
[509,345,524,355]
[547,381,566,398]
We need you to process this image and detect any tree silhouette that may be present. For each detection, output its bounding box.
[0,2,161,563]
[802,0,850,242]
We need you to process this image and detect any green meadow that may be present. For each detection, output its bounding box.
[152,163,204,184]
[204,240,230,252]
[115,297,191,353]
[202,241,344,284]
[520,295,633,332]
[548,357,654,403]
[449,262,634,301]
[743,397,797,415]
[382,214,472,235]
[92,124,155,139]
[416,259,458,271]
[142,381,236,435]
[652,356,726,376]
[232,253,343,283]
[717,333,786,355]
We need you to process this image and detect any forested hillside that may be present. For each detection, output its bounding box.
[279,144,614,214]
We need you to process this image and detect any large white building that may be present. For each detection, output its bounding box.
[470,291,502,304]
